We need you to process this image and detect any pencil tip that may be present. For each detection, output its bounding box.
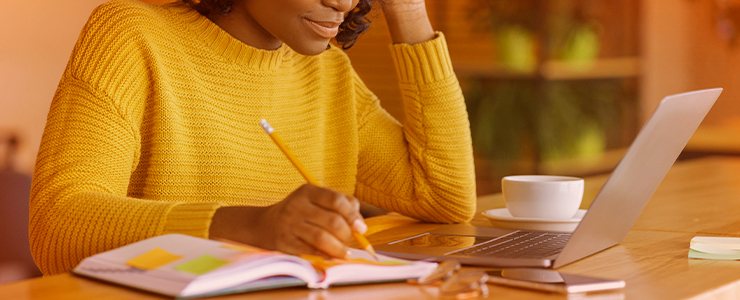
[366,246,379,261]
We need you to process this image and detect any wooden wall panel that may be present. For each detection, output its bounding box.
[685,1,740,126]
[641,0,740,127]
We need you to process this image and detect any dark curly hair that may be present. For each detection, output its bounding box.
[182,0,374,49]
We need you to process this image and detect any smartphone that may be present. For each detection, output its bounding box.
[486,268,625,294]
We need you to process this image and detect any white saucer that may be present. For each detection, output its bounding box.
[482,208,587,232]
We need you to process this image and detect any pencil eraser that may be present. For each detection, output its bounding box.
[259,119,274,134]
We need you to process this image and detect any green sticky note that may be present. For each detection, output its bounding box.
[176,254,231,275]
[689,249,740,260]
[126,248,183,270]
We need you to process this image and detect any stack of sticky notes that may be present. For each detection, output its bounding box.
[689,236,740,260]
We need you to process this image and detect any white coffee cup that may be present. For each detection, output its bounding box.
[502,175,584,219]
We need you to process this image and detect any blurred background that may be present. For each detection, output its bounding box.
[2,0,740,284]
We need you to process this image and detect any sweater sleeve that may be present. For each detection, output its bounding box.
[29,2,223,275]
[354,33,476,223]
[29,76,222,275]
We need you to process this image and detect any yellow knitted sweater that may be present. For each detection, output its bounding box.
[30,0,476,275]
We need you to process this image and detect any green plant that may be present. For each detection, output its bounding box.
[465,79,623,175]
[471,0,602,63]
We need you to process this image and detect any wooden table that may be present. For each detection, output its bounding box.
[4,156,740,300]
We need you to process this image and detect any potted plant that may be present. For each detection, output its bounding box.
[465,0,622,176]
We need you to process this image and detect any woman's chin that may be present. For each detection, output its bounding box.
[288,40,332,56]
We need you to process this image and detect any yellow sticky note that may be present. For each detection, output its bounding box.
[175,255,231,275]
[126,248,183,270]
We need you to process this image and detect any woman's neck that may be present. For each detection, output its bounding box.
[206,9,282,50]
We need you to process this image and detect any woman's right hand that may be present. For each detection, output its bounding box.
[209,184,367,259]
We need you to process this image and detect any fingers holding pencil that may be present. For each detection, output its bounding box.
[265,184,358,259]
[259,119,377,260]
[312,191,367,235]
[301,185,376,260]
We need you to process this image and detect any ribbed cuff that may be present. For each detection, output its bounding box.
[389,32,455,85]
[161,202,223,238]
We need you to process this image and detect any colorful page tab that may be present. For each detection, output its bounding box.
[176,254,231,275]
[300,254,410,272]
[221,243,265,254]
[126,248,183,270]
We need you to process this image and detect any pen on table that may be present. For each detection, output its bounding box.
[259,119,378,261]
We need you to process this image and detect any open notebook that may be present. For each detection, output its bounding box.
[72,234,437,299]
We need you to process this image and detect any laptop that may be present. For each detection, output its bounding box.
[375,88,722,269]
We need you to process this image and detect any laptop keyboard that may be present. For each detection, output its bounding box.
[450,231,571,259]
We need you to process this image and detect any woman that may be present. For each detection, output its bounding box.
[30,0,476,275]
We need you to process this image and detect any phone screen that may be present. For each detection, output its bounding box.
[486,268,625,294]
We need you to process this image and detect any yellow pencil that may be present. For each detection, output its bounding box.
[259,119,378,261]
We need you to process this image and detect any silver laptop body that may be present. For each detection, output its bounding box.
[375,88,722,268]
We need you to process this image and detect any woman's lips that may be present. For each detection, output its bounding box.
[304,18,341,39]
